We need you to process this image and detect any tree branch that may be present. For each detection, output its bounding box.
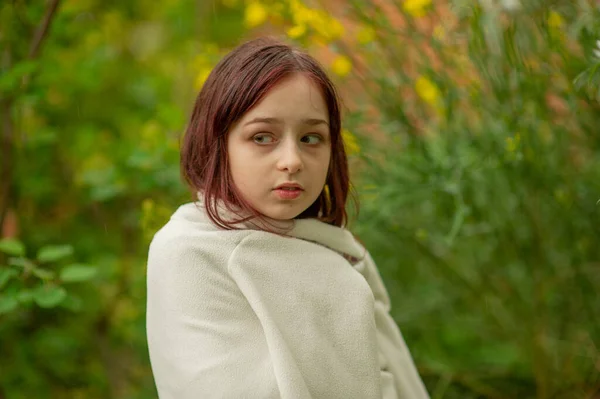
[28,0,61,59]
[1,0,62,233]
[0,50,14,235]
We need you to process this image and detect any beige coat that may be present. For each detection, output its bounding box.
[146,199,429,399]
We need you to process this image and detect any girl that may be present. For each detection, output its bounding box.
[146,37,429,399]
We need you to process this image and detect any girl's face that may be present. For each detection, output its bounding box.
[227,73,331,221]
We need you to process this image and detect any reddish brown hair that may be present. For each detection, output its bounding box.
[180,36,357,230]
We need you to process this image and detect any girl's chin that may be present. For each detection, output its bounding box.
[259,204,307,221]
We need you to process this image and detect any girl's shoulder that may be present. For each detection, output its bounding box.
[148,203,254,262]
[148,202,368,268]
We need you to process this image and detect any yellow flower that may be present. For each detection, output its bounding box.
[194,66,212,91]
[142,198,155,215]
[310,11,344,42]
[288,2,344,42]
[505,133,521,153]
[547,10,564,29]
[331,55,352,77]
[356,25,376,44]
[321,17,345,41]
[287,24,306,39]
[433,25,446,41]
[142,120,161,142]
[244,1,268,28]
[403,0,432,18]
[342,129,360,155]
[290,1,317,25]
[415,76,440,105]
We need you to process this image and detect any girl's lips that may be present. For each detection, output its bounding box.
[274,183,304,190]
[274,188,302,200]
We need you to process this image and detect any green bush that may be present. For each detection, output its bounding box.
[343,1,600,397]
[1,0,599,398]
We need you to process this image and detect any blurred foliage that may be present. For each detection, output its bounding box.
[1,0,599,398]
[337,1,600,398]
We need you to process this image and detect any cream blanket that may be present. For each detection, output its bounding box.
[146,200,429,398]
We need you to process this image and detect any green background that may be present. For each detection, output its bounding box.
[1,0,600,397]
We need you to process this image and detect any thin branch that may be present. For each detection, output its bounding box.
[28,0,61,59]
[0,49,14,235]
[1,0,62,232]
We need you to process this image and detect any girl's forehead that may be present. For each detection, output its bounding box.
[240,75,329,121]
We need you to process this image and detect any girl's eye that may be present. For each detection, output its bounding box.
[301,134,322,145]
[252,134,275,144]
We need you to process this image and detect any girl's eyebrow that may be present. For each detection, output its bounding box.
[244,117,329,127]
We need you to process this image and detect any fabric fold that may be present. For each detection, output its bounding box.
[146,199,430,399]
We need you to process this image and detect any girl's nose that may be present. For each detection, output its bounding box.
[276,140,303,174]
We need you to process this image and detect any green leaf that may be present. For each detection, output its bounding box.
[0,60,38,94]
[0,295,18,314]
[16,289,35,304]
[33,285,67,308]
[61,294,83,312]
[32,267,56,280]
[0,268,18,289]
[59,264,98,283]
[8,257,35,269]
[36,245,74,263]
[0,239,26,257]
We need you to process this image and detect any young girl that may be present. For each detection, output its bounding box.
[146,37,429,399]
